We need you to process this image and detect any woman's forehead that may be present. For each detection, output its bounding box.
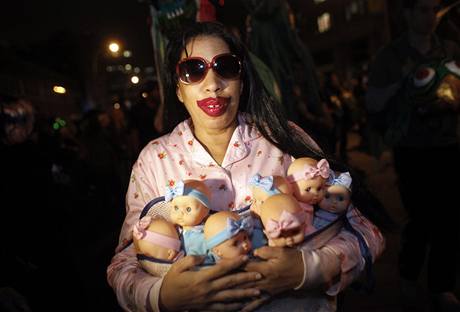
[181,35,230,59]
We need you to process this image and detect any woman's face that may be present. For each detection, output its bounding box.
[176,35,242,133]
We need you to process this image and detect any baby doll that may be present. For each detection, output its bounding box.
[314,171,352,230]
[203,211,253,262]
[166,179,211,256]
[248,173,293,217]
[286,157,331,234]
[259,193,308,248]
[133,216,183,277]
[248,173,293,249]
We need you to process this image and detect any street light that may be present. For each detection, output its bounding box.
[108,42,120,54]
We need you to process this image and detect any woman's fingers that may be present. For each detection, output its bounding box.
[200,255,249,280]
[240,294,271,312]
[209,287,261,302]
[210,271,262,290]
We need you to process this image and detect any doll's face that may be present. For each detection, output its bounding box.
[319,185,351,213]
[267,224,305,248]
[292,177,326,205]
[138,242,178,261]
[213,231,252,259]
[170,196,209,227]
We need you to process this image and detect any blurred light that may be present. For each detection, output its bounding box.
[106,66,114,72]
[114,103,121,109]
[52,117,67,131]
[317,12,331,33]
[53,86,66,94]
[124,64,132,71]
[123,50,132,58]
[134,67,141,74]
[142,92,149,98]
[131,76,140,84]
[109,42,120,53]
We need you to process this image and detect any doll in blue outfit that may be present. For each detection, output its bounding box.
[166,179,211,257]
[314,171,353,230]
[248,173,293,249]
[203,211,253,263]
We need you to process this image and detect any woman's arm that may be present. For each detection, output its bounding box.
[243,206,385,296]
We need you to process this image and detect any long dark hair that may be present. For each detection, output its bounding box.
[163,21,395,230]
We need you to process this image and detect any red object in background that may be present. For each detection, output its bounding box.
[198,0,224,22]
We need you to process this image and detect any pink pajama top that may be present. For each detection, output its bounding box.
[107,113,385,312]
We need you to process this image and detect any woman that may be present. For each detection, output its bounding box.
[107,22,386,312]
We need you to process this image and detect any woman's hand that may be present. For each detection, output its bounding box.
[158,255,263,311]
[243,246,304,295]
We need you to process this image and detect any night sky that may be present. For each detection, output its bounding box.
[1,0,154,67]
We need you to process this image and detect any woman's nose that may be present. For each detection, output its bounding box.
[202,69,222,93]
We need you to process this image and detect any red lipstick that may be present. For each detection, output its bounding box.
[196,97,229,117]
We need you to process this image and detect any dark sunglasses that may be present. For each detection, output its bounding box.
[176,53,241,84]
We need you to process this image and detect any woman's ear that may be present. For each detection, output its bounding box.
[176,85,184,103]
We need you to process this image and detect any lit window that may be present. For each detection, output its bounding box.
[317,12,331,33]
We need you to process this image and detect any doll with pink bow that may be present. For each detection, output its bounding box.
[133,216,184,277]
[286,157,331,235]
[314,171,353,230]
[203,211,253,262]
[258,193,308,247]
[165,179,211,257]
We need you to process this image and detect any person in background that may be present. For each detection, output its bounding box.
[366,0,460,310]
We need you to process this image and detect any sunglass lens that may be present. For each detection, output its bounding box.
[214,55,241,79]
[178,59,206,83]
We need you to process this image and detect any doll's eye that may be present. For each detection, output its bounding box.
[445,60,460,76]
[337,195,344,201]
[305,187,312,192]
[413,67,435,87]
[186,207,192,212]
[174,205,179,211]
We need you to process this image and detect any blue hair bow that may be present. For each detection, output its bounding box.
[165,180,185,202]
[165,180,210,208]
[206,216,254,250]
[330,172,352,191]
[249,174,279,195]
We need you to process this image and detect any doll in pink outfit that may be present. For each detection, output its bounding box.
[133,216,183,277]
[258,193,308,247]
[286,157,331,234]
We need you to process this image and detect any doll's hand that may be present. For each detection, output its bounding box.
[243,246,304,295]
[158,255,263,311]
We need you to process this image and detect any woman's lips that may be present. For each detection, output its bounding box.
[196,97,229,117]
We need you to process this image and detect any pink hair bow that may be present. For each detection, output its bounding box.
[287,158,331,183]
[265,210,307,238]
[133,216,152,240]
